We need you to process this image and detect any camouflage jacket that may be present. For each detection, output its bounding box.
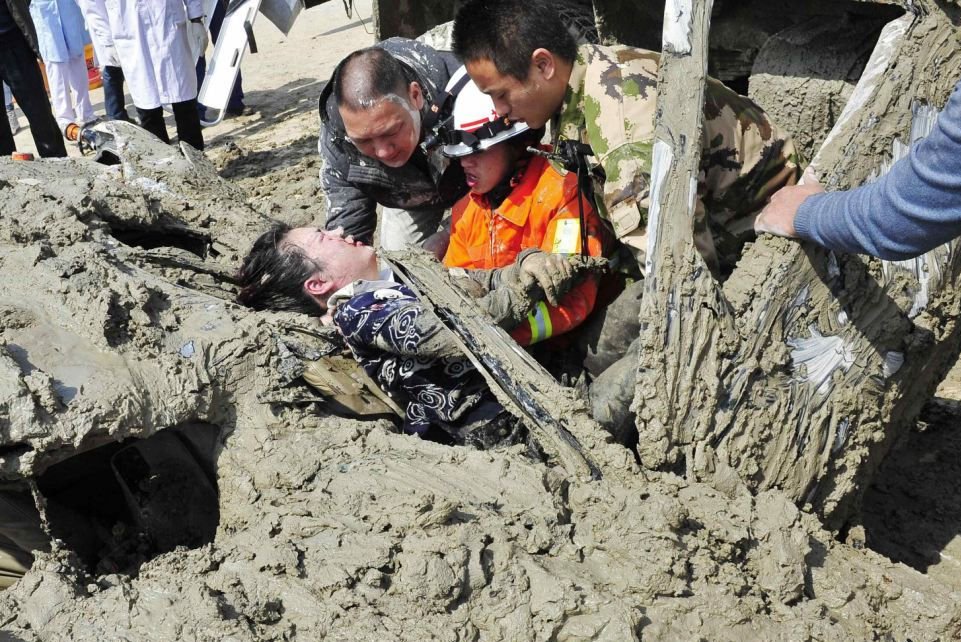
[318,38,467,245]
[553,44,801,276]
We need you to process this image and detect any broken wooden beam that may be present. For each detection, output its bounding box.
[633,0,730,473]
[632,3,961,529]
[385,252,629,483]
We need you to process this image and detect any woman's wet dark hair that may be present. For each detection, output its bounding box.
[236,222,327,315]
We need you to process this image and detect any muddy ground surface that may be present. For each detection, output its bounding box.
[2,2,961,640]
[861,391,961,591]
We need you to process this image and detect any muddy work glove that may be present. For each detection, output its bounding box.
[516,250,577,305]
[474,249,582,329]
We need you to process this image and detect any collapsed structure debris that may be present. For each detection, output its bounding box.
[634,1,961,532]
[2,0,961,639]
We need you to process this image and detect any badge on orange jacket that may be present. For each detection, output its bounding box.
[551,219,580,255]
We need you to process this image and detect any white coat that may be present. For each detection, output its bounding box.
[76,0,120,68]
[29,0,90,63]
[101,0,205,109]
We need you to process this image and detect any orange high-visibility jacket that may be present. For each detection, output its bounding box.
[443,154,611,346]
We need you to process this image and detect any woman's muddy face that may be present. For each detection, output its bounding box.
[458,143,514,195]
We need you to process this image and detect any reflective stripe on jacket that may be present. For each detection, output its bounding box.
[443,153,611,346]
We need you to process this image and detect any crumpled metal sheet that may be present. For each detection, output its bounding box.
[259,0,304,35]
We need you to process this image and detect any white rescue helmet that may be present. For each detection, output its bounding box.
[441,66,530,158]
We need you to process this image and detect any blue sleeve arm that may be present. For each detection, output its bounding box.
[794,79,961,261]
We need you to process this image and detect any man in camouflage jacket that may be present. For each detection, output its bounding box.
[453,0,801,278]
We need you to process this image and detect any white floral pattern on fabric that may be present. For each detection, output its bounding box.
[333,283,490,436]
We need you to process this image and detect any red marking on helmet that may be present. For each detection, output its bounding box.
[460,115,495,132]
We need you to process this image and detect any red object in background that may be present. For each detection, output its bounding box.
[85,44,102,90]
[36,44,103,95]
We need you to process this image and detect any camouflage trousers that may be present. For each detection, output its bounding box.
[573,279,646,445]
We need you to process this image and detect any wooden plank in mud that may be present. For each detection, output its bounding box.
[385,252,605,482]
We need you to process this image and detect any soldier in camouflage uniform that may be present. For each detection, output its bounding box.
[452,0,801,278]
[452,0,802,441]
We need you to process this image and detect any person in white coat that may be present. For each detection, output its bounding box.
[29,0,95,130]
[101,0,207,150]
[77,0,129,121]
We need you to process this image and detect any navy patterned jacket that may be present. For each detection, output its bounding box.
[332,282,489,435]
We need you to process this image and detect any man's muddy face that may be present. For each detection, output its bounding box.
[465,58,558,130]
[283,227,379,292]
[340,92,422,168]
[459,143,514,195]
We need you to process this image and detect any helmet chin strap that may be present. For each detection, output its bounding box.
[424,71,472,146]
[487,155,531,210]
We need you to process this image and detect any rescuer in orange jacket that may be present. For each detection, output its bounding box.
[438,68,614,346]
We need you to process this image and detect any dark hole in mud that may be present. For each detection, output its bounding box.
[36,424,221,577]
[108,224,211,259]
[860,399,961,590]
[0,442,34,459]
